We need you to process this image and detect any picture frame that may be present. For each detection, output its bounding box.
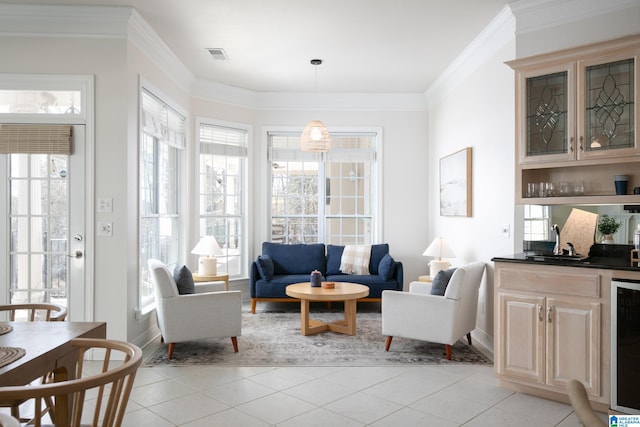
[440,147,472,217]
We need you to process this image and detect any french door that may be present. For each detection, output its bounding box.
[0,125,86,320]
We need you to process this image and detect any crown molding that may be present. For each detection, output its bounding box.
[192,78,428,111]
[127,9,194,93]
[509,0,640,35]
[425,5,516,108]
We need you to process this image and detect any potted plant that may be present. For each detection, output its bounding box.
[597,214,621,244]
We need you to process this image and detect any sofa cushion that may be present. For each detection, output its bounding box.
[326,275,398,298]
[262,242,326,275]
[369,244,389,275]
[254,274,320,298]
[326,244,345,275]
[256,255,274,280]
[430,268,456,296]
[326,243,389,275]
[378,254,395,281]
[173,265,195,295]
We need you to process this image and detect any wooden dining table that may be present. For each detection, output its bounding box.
[0,321,107,424]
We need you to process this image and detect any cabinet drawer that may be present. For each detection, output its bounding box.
[497,266,600,297]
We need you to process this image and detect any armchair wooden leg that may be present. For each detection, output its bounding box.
[445,344,452,360]
[231,337,238,352]
[251,299,257,314]
[466,332,472,345]
[167,343,176,360]
[385,336,393,351]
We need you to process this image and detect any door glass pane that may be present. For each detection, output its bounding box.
[585,58,635,151]
[9,153,69,305]
[526,71,568,156]
[0,90,82,114]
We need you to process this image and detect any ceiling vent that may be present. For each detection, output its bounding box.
[206,48,229,61]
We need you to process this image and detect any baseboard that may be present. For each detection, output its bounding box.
[471,328,494,361]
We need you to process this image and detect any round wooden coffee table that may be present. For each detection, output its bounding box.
[286,282,370,336]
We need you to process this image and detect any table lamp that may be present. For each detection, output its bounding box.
[191,236,223,276]
[422,237,455,279]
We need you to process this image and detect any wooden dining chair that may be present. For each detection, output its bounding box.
[0,303,67,422]
[0,303,67,322]
[0,338,142,427]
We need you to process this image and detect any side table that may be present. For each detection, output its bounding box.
[418,275,433,282]
[192,272,229,291]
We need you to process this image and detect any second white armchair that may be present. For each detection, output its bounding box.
[382,262,486,360]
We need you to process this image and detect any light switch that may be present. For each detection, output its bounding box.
[97,198,113,213]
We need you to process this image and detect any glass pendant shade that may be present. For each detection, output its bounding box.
[300,119,331,152]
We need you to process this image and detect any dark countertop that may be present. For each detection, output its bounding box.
[492,243,640,272]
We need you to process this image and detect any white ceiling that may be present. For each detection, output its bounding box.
[1,0,510,94]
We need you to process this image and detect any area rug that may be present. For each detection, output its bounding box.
[144,304,492,367]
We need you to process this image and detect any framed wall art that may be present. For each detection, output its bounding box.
[440,147,472,217]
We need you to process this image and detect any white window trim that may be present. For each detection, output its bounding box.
[138,78,187,316]
[261,125,383,247]
[194,116,252,279]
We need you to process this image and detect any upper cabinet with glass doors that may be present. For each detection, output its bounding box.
[509,35,640,204]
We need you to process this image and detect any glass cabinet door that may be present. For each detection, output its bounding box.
[526,71,569,156]
[519,64,576,164]
[580,57,636,158]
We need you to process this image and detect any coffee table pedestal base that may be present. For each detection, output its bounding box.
[301,299,357,336]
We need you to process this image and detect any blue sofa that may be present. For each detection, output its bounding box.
[250,242,403,313]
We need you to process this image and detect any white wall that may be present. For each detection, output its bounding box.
[427,30,516,352]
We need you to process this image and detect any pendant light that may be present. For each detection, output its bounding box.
[301,59,331,152]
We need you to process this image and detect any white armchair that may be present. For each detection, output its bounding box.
[148,259,242,359]
[382,262,486,360]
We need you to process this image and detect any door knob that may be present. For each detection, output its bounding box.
[68,250,83,259]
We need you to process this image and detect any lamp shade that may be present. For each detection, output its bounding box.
[191,236,223,276]
[191,236,223,257]
[422,237,455,260]
[422,237,456,279]
[300,120,331,152]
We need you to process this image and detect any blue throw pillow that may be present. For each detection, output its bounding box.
[430,268,456,296]
[173,265,195,295]
[378,254,395,281]
[256,255,274,280]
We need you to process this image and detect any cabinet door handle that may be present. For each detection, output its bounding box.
[547,306,552,322]
[569,137,574,153]
[538,304,543,322]
[579,136,584,152]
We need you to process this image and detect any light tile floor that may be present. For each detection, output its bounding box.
[119,340,609,426]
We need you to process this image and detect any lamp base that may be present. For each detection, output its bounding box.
[198,256,217,276]
[429,260,451,279]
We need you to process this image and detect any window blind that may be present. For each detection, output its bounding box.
[199,123,247,156]
[0,124,72,154]
[269,132,376,162]
[141,89,185,149]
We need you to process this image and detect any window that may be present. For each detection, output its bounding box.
[197,119,248,277]
[269,131,377,245]
[139,88,185,312]
[523,204,550,241]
